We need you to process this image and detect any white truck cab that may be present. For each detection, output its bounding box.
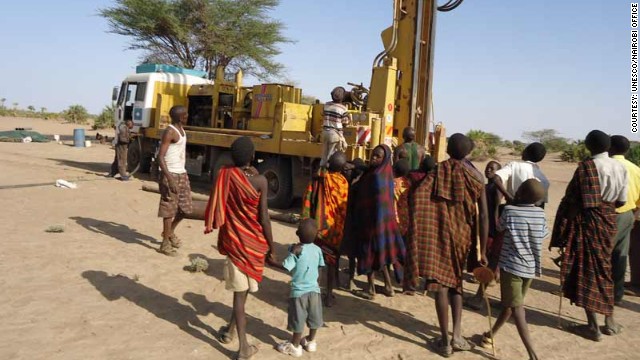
[112,65,212,131]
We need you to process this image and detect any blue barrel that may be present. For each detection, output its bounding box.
[73,128,85,147]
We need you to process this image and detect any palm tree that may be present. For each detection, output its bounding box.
[27,105,35,112]
[40,107,47,113]
[0,98,6,109]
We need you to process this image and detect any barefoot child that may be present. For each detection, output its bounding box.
[479,179,548,359]
[277,219,325,357]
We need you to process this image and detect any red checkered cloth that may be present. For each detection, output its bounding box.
[551,159,616,315]
[410,159,484,293]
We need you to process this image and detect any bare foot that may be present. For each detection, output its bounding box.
[451,336,474,352]
[237,344,259,360]
[603,316,623,335]
[566,324,602,342]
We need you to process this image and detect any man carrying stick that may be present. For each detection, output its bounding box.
[550,130,627,341]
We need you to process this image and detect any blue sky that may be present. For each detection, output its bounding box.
[0,0,630,141]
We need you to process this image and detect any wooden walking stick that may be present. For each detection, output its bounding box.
[474,266,496,357]
[554,249,565,328]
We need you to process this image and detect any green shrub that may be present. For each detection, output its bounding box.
[487,145,497,158]
[627,144,640,166]
[470,148,489,161]
[466,129,502,147]
[560,141,590,162]
[93,104,115,130]
[543,137,571,152]
[63,105,89,124]
[511,140,525,156]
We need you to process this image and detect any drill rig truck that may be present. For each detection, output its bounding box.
[113,0,463,208]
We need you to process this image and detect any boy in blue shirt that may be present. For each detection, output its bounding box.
[277,219,325,357]
[478,179,549,360]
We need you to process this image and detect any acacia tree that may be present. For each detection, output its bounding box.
[100,0,290,80]
[523,129,570,152]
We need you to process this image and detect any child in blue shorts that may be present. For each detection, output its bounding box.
[277,219,325,357]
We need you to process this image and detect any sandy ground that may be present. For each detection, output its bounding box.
[1,116,639,360]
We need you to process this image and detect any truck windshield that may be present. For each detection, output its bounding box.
[120,82,147,121]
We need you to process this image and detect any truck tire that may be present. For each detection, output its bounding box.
[256,157,293,209]
[127,137,142,175]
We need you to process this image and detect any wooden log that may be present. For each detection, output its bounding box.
[141,182,299,224]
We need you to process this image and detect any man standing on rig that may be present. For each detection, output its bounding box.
[320,87,350,169]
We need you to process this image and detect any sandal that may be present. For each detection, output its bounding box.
[236,344,259,360]
[429,338,453,358]
[217,325,234,344]
[158,247,178,257]
[169,234,182,248]
[451,337,474,352]
[161,232,182,248]
[480,332,494,349]
[602,324,623,336]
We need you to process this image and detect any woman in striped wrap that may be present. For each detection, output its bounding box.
[353,144,406,299]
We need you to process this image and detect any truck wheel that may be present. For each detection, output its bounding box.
[257,157,293,209]
[127,137,142,175]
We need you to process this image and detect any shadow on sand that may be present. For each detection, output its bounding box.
[189,255,495,358]
[48,158,111,174]
[70,216,160,252]
[82,270,236,359]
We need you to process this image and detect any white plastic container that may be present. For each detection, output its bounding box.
[85,140,92,147]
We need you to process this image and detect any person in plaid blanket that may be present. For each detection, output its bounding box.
[353,144,406,299]
[550,130,628,342]
[410,133,489,356]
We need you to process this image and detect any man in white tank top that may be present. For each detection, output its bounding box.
[157,105,193,256]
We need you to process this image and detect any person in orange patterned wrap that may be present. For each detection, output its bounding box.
[302,151,349,307]
[204,136,275,360]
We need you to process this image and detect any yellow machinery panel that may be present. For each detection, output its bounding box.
[251,84,298,119]
[281,102,313,133]
[247,118,275,132]
[366,60,398,148]
[311,103,324,140]
[152,81,192,129]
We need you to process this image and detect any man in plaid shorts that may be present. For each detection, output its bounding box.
[157,105,193,256]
